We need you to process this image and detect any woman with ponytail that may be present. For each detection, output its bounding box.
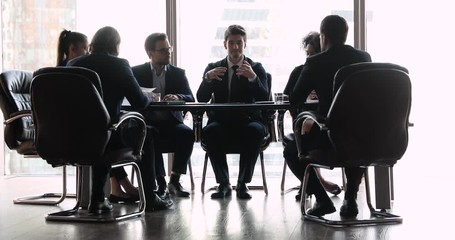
[56,29,88,66]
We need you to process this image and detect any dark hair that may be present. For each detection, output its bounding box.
[89,26,121,56]
[144,33,167,52]
[224,24,247,42]
[302,31,321,53]
[57,29,87,66]
[320,15,348,44]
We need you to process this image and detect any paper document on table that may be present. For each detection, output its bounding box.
[140,87,156,92]
[141,87,156,99]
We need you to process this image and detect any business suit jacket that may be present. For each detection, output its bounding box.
[290,44,372,117]
[132,63,194,123]
[68,52,151,121]
[196,56,269,123]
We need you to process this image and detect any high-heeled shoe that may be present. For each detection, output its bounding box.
[329,185,343,196]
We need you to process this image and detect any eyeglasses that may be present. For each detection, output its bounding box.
[154,46,173,54]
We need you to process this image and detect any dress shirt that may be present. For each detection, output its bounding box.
[150,62,167,94]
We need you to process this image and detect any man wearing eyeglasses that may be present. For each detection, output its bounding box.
[132,33,195,198]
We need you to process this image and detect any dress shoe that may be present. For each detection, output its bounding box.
[236,183,252,199]
[168,181,190,198]
[88,198,113,214]
[307,200,336,217]
[146,193,173,212]
[340,199,359,217]
[211,183,232,199]
[108,194,139,204]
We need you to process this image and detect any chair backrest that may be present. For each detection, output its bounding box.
[266,72,272,101]
[0,70,36,154]
[327,62,412,166]
[31,67,111,165]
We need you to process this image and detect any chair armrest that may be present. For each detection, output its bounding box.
[277,109,292,142]
[262,109,277,142]
[112,111,145,130]
[293,111,327,133]
[112,111,147,155]
[4,110,32,125]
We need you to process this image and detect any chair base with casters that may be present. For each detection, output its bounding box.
[46,161,146,222]
[300,163,402,227]
[13,165,76,205]
[200,151,268,195]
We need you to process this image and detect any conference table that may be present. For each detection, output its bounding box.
[144,100,297,142]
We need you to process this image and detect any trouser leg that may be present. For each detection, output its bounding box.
[283,134,304,181]
[202,122,230,184]
[169,123,194,174]
[238,121,266,183]
[344,167,364,200]
[138,126,157,199]
[91,162,110,202]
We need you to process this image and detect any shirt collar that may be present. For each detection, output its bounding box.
[227,56,244,68]
[149,62,168,74]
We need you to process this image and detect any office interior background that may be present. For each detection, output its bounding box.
[0,1,454,238]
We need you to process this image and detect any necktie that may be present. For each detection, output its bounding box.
[230,65,239,102]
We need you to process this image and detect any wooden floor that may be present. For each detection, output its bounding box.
[1,133,454,240]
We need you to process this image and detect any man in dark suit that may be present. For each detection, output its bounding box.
[68,26,172,212]
[132,33,195,198]
[197,25,269,200]
[286,15,372,217]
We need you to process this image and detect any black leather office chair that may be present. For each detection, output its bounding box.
[0,70,75,205]
[295,62,411,226]
[200,73,276,195]
[31,66,147,222]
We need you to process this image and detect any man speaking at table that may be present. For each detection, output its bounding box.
[196,24,269,200]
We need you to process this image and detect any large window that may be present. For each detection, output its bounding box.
[1,0,76,71]
[1,0,165,71]
[76,0,166,66]
[365,1,455,175]
[1,0,165,175]
[178,0,353,94]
